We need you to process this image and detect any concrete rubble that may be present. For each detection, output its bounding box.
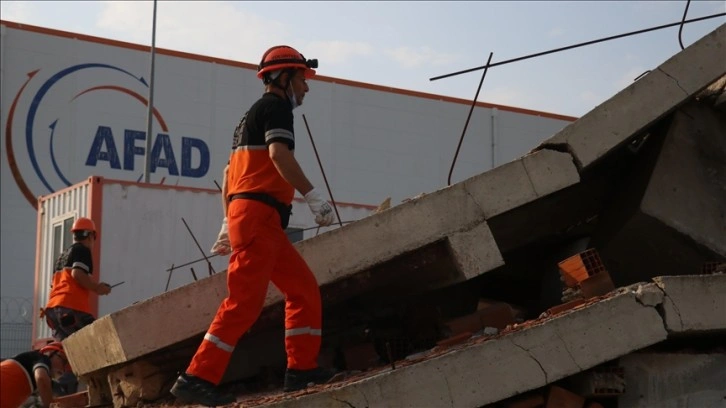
[239,275,725,408]
[59,23,725,408]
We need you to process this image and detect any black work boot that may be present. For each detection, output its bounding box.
[283,367,336,392]
[170,373,236,407]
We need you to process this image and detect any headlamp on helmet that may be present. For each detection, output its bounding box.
[257,45,317,83]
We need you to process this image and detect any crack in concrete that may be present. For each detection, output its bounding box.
[520,160,539,197]
[553,329,583,371]
[537,142,583,172]
[661,290,686,332]
[633,284,681,333]
[509,339,549,384]
[443,372,455,407]
[331,396,358,408]
[356,385,370,408]
[461,183,488,222]
[632,285,665,308]
[658,67,690,96]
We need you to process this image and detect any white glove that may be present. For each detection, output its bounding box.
[210,217,231,255]
[304,188,334,226]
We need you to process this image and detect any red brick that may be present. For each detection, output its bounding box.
[445,302,516,335]
[436,331,472,348]
[547,299,587,316]
[558,255,588,287]
[479,303,516,329]
[546,386,585,408]
[445,312,483,335]
[580,272,615,298]
[50,391,88,408]
[507,393,545,408]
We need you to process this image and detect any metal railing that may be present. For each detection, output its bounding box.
[0,297,33,358]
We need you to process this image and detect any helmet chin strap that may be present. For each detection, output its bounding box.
[270,69,299,109]
[286,84,299,110]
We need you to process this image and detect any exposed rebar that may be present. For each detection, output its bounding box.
[165,263,174,292]
[165,253,219,272]
[448,52,493,186]
[678,0,692,50]
[302,114,344,227]
[142,0,158,183]
[430,13,725,82]
[181,217,216,275]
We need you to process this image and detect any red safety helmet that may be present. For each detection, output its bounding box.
[40,341,66,359]
[40,341,72,372]
[257,45,317,81]
[71,217,96,233]
[71,217,97,239]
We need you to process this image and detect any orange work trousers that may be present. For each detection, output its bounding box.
[1,359,33,408]
[188,199,322,384]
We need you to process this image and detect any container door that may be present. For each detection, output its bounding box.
[36,214,75,340]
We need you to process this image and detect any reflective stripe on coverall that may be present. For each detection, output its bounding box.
[187,199,322,384]
[1,359,33,408]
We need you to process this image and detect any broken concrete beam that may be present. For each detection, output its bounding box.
[619,352,726,408]
[639,103,726,258]
[462,149,579,219]
[569,365,625,398]
[106,360,173,407]
[538,23,726,169]
[446,222,505,281]
[653,274,726,333]
[296,182,486,285]
[63,271,228,376]
[594,100,726,286]
[65,147,578,381]
[49,391,88,408]
[300,148,576,284]
[254,288,668,408]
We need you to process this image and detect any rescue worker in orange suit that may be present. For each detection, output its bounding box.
[41,217,112,394]
[0,342,73,408]
[171,45,336,406]
[43,217,112,339]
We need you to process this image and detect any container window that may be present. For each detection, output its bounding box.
[50,216,75,271]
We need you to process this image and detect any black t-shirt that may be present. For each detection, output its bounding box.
[10,351,51,391]
[227,92,297,204]
[232,92,295,151]
[54,242,93,275]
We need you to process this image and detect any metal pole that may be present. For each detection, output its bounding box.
[143,0,158,183]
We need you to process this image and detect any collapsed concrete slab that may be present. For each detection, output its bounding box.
[592,99,726,286]
[619,352,726,408]
[249,275,724,408]
[652,274,726,333]
[63,148,578,393]
[538,23,725,170]
[60,24,724,408]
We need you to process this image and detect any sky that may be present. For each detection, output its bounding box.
[1,1,724,117]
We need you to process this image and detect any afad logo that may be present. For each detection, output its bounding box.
[6,63,210,208]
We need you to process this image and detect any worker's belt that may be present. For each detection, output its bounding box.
[229,192,292,229]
